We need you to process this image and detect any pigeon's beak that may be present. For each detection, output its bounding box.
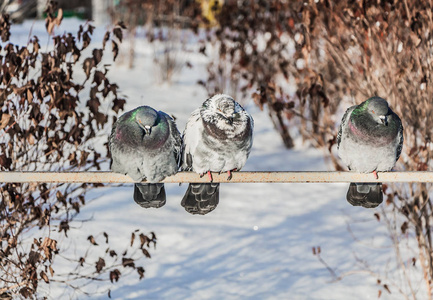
[379,115,388,126]
[144,125,152,135]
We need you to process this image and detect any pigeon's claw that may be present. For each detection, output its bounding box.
[207,171,213,182]
[373,170,378,179]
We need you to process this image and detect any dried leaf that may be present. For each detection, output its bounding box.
[112,41,119,61]
[374,213,380,222]
[40,271,49,284]
[0,113,11,130]
[103,232,109,243]
[109,269,121,283]
[87,235,98,245]
[122,258,135,268]
[96,257,106,273]
[130,232,135,247]
[103,31,110,49]
[137,266,145,279]
[142,248,151,258]
[113,27,123,42]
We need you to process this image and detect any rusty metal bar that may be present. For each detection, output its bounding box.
[0,171,430,183]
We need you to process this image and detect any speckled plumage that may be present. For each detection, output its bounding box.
[109,105,181,208]
[181,94,254,215]
[337,97,403,208]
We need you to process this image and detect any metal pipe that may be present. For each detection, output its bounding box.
[0,171,429,183]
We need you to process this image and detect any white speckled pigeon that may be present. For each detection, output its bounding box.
[181,94,254,215]
[109,106,181,208]
[337,96,403,208]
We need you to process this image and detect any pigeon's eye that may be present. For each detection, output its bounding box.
[371,109,375,114]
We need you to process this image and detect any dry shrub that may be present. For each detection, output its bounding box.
[108,0,202,82]
[0,3,154,298]
[209,0,433,298]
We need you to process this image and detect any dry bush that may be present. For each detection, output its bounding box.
[108,0,202,82]
[209,0,433,298]
[0,3,154,298]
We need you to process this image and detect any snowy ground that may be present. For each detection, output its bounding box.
[7,19,423,300]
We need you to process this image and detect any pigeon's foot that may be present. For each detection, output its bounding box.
[372,170,378,179]
[207,171,213,182]
[227,168,237,180]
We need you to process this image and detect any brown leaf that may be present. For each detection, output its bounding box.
[112,98,126,113]
[103,31,110,50]
[109,269,121,283]
[112,41,119,61]
[87,235,98,245]
[40,271,49,284]
[139,233,149,248]
[93,49,103,65]
[122,257,135,268]
[401,221,408,234]
[82,57,94,79]
[113,27,123,42]
[96,257,106,273]
[0,113,11,130]
[93,70,106,86]
[20,287,31,298]
[79,257,85,266]
[137,266,145,279]
[142,248,151,258]
[374,213,380,221]
[130,232,135,247]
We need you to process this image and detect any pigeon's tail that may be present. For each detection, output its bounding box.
[346,182,383,208]
[181,183,219,215]
[133,183,166,208]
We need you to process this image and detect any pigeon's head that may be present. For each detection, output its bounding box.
[209,94,236,125]
[366,97,390,126]
[134,106,159,135]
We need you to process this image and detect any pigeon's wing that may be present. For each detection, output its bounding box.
[337,105,356,149]
[395,113,404,162]
[160,111,183,168]
[181,108,202,171]
[108,119,118,167]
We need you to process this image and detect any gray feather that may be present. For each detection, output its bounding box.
[346,182,383,208]
[181,183,219,215]
[181,94,254,215]
[134,183,166,208]
[338,97,403,208]
[109,105,181,208]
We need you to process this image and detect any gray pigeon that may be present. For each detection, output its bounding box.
[181,94,254,215]
[109,105,181,208]
[337,96,403,208]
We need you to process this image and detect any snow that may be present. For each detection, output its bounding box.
[6,18,423,300]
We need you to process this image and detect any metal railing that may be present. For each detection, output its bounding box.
[0,171,429,183]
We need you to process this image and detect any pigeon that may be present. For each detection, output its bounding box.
[337,96,403,208]
[181,94,254,215]
[109,105,181,208]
